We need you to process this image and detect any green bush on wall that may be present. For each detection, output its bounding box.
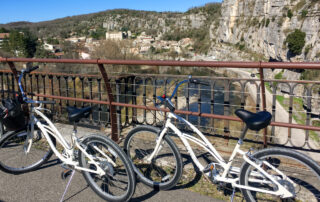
[285,29,306,55]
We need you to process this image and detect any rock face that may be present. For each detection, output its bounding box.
[102,12,207,35]
[214,0,320,62]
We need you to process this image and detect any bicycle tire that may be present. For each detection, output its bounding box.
[0,128,56,174]
[240,147,320,202]
[124,125,183,190]
[78,134,136,202]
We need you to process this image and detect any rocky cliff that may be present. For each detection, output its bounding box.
[214,0,320,62]
[102,12,206,34]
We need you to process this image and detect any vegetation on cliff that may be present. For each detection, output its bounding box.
[285,29,306,56]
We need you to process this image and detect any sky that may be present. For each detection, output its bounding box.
[0,0,222,24]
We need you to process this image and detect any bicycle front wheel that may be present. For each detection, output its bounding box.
[79,134,136,202]
[124,125,183,190]
[0,129,55,174]
[240,147,320,202]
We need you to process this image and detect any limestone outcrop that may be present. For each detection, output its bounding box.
[214,0,320,62]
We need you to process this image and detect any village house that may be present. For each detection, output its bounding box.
[43,43,55,52]
[80,51,91,59]
[43,43,62,53]
[140,45,151,54]
[0,33,10,47]
[65,37,81,43]
[105,32,126,40]
[136,32,154,44]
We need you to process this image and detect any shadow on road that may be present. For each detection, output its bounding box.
[34,158,61,171]
[129,153,203,201]
[63,185,90,202]
[130,188,159,202]
[172,153,202,190]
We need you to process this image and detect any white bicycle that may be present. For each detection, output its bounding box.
[124,76,320,201]
[0,66,136,202]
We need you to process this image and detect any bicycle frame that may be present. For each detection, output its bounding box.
[25,104,114,176]
[147,112,294,198]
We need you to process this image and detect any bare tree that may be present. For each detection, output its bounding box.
[91,39,138,60]
[91,39,140,74]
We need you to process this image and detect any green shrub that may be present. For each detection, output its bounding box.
[304,44,312,56]
[301,10,308,18]
[277,17,284,26]
[265,18,270,27]
[285,29,306,55]
[287,9,293,19]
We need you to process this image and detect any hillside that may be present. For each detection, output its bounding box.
[213,0,320,62]
[2,1,320,63]
[0,4,220,49]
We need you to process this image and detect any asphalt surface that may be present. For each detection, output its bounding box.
[0,156,225,202]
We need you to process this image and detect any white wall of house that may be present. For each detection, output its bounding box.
[106,32,123,40]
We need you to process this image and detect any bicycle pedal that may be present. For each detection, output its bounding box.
[61,169,73,180]
[217,182,226,191]
[203,163,215,173]
[60,163,69,170]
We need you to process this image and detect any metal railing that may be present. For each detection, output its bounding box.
[1,57,320,155]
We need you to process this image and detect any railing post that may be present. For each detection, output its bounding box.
[116,79,122,135]
[97,78,102,124]
[49,75,54,112]
[259,62,268,148]
[64,76,69,106]
[80,77,85,107]
[72,76,76,107]
[198,84,202,127]
[223,80,230,143]
[97,64,118,142]
[7,62,19,98]
[29,74,33,100]
[124,78,129,125]
[7,62,19,83]
[42,74,47,108]
[0,72,4,98]
[210,81,215,133]
[57,76,62,113]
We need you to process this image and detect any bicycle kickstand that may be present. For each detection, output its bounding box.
[230,187,236,202]
[60,169,76,202]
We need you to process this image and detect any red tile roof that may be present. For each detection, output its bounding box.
[0,33,10,39]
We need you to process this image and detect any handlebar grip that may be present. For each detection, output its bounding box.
[189,79,209,86]
[25,66,39,74]
[26,100,56,104]
[42,100,56,104]
[165,99,175,112]
[156,96,165,102]
[199,82,210,86]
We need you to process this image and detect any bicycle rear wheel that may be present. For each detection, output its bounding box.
[79,134,136,202]
[0,128,55,174]
[124,125,183,190]
[240,147,320,202]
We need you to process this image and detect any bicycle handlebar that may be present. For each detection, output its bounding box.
[167,77,209,100]
[18,66,55,105]
[24,66,39,74]
[26,100,56,105]
[156,76,209,112]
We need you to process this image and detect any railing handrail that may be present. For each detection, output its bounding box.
[1,57,320,69]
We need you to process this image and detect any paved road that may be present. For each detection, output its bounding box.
[0,157,224,202]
